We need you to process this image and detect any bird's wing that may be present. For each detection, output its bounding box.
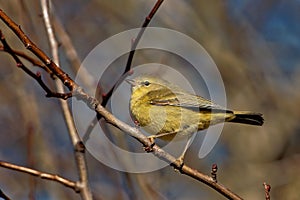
[150,91,232,113]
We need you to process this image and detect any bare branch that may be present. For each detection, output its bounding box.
[0,7,243,200]
[0,160,78,191]
[0,8,78,91]
[101,0,165,107]
[52,16,95,91]
[40,1,92,199]
[0,45,53,75]
[84,0,165,143]
[0,30,72,100]
[124,0,164,73]
[77,89,243,200]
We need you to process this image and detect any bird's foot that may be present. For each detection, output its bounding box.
[143,136,156,152]
[176,155,185,169]
[134,120,140,128]
[172,155,185,171]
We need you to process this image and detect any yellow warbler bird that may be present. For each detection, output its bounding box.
[127,75,264,163]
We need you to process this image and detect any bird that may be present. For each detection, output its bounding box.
[126,75,264,164]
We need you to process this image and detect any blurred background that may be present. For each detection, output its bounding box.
[0,0,299,199]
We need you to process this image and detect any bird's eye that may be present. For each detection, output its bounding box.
[143,80,150,86]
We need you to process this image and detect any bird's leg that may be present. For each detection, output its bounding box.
[147,135,155,146]
[143,135,155,152]
[133,120,156,152]
[148,131,177,140]
[145,132,177,152]
[134,120,140,128]
[176,135,194,167]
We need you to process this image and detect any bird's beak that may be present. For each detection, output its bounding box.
[125,79,137,87]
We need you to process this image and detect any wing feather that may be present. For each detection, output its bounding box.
[150,90,232,113]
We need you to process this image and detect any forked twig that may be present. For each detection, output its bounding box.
[0,30,72,99]
[0,9,78,92]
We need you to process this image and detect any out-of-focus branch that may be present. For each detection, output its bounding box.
[40,1,92,200]
[0,8,243,200]
[52,16,95,92]
[0,161,77,190]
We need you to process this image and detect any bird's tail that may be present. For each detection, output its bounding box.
[230,111,264,126]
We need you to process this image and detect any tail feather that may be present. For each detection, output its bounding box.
[230,111,264,126]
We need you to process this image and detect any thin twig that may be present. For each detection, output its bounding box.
[0,45,53,75]
[40,1,92,199]
[0,8,243,200]
[101,0,164,107]
[0,9,78,92]
[0,160,77,190]
[124,0,164,73]
[83,0,164,142]
[52,16,95,92]
[0,30,72,99]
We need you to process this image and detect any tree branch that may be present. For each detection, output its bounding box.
[101,0,164,107]
[0,7,243,200]
[40,1,92,199]
[0,8,78,92]
[0,160,78,191]
[0,45,53,75]
[0,30,72,99]
[83,0,165,143]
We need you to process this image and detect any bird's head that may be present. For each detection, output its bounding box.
[126,75,173,100]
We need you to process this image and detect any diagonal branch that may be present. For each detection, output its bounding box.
[84,0,165,143]
[0,30,72,99]
[124,0,164,73]
[78,91,243,200]
[0,45,53,75]
[0,8,78,92]
[101,0,164,107]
